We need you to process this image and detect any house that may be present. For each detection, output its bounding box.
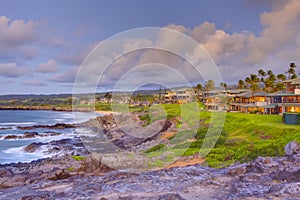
[176,88,195,104]
[215,78,300,114]
[164,90,177,103]
[163,87,195,104]
[204,89,250,111]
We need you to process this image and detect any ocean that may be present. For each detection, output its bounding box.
[0,110,95,164]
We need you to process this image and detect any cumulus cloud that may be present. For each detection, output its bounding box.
[245,0,300,64]
[190,22,216,43]
[43,0,300,90]
[35,59,59,73]
[0,16,38,49]
[0,63,30,78]
[22,79,46,86]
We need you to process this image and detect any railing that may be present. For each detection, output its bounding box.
[282,100,300,103]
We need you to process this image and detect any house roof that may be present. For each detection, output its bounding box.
[268,90,299,96]
[241,103,277,108]
[237,91,268,98]
[291,79,300,85]
[283,78,300,85]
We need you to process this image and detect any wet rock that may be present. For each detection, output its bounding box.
[17,123,75,130]
[3,131,62,140]
[17,126,33,130]
[285,141,300,156]
[4,135,18,139]
[23,132,39,138]
[24,142,45,153]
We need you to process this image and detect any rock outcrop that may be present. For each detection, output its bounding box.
[0,142,299,199]
[4,131,61,140]
[17,123,75,130]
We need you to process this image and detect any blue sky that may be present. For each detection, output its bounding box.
[0,0,299,94]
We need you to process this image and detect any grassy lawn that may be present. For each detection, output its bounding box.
[142,103,300,168]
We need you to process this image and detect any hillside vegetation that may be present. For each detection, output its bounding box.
[141,103,300,168]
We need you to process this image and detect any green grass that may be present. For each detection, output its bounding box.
[71,155,85,161]
[144,144,166,153]
[66,167,75,171]
[142,103,300,168]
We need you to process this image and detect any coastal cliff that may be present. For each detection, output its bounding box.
[0,114,299,199]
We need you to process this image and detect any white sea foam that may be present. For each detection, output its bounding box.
[0,122,36,126]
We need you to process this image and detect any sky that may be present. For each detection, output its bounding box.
[0,0,300,94]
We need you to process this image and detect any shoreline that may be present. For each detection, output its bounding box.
[0,106,118,114]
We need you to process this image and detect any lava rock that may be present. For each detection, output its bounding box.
[285,141,300,156]
[23,142,45,153]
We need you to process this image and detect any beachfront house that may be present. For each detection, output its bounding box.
[203,78,300,114]
[164,88,195,104]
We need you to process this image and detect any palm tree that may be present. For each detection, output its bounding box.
[287,62,297,79]
[205,80,215,91]
[196,83,203,91]
[258,69,266,89]
[104,92,112,103]
[275,73,287,92]
[220,82,227,90]
[262,70,276,93]
[277,73,287,82]
[245,74,259,103]
[237,79,245,89]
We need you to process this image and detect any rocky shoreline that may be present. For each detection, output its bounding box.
[0,106,93,112]
[0,146,299,199]
[0,114,299,199]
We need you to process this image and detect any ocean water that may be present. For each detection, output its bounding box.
[0,110,96,164]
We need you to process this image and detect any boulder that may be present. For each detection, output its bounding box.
[284,141,300,156]
[0,168,13,178]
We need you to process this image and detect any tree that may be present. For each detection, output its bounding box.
[104,92,112,103]
[237,79,245,89]
[277,73,287,81]
[258,69,266,89]
[275,73,287,91]
[205,80,215,91]
[245,74,259,103]
[196,83,203,91]
[263,70,276,93]
[275,82,285,91]
[286,62,297,79]
[220,82,227,90]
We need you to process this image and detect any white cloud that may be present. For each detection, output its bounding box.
[35,59,59,73]
[0,63,30,78]
[0,16,38,49]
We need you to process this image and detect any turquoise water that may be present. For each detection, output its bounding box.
[0,110,95,164]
